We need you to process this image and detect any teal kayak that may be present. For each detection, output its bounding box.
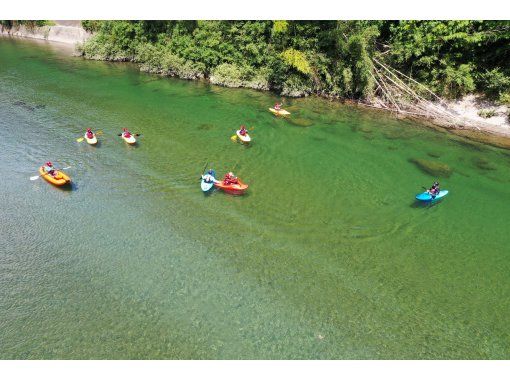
[201,170,216,192]
[201,179,214,192]
[416,190,449,201]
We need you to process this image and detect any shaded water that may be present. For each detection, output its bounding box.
[1,38,510,359]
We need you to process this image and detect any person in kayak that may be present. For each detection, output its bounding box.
[43,161,56,177]
[202,169,217,183]
[428,181,440,197]
[239,125,248,136]
[223,172,239,185]
[122,128,132,138]
[274,102,282,111]
[86,128,94,139]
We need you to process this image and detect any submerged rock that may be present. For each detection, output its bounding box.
[427,151,441,158]
[410,158,453,178]
[473,157,497,171]
[198,123,214,130]
[286,118,314,128]
[383,129,413,140]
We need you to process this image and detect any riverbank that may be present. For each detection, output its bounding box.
[0,20,90,46]
[3,25,509,147]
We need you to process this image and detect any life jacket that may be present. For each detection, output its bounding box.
[123,131,131,138]
[86,131,94,138]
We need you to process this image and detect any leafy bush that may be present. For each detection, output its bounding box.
[479,69,510,99]
[281,48,312,75]
[281,74,313,97]
[478,108,497,118]
[76,20,510,101]
[433,64,476,99]
[499,92,510,105]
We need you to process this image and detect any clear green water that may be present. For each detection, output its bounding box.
[1,38,510,359]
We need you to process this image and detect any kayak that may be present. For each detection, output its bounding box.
[269,108,290,116]
[122,134,136,144]
[236,130,251,143]
[38,166,71,186]
[84,133,97,145]
[201,180,214,192]
[201,172,217,192]
[415,190,449,202]
[214,178,248,195]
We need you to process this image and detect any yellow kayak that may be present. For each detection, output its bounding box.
[269,107,290,116]
[39,167,71,186]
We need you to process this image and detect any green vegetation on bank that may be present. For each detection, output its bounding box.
[3,20,509,102]
[78,21,510,103]
[1,20,55,29]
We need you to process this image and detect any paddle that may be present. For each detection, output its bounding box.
[30,166,71,181]
[199,161,208,179]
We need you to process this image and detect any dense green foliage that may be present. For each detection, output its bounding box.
[1,20,54,28]
[11,20,510,101]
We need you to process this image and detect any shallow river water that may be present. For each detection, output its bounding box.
[1,38,510,359]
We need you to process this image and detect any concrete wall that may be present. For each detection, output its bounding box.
[0,21,91,45]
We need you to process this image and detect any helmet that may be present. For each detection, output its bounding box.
[434,181,439,186]
[123,128,127,131]
[208,169,214,175]
[228,172,234,176]
[87,128,92,132]
[46,161,53,167]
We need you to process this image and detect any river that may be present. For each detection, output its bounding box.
[1,37,509,359]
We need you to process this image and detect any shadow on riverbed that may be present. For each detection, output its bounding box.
[13,100,46,112]
[410,199,446,209]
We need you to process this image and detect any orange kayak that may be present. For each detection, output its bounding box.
[214,179,248,195]
[39,166,71,186]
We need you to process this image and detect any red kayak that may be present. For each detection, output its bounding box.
[214,179,248,195]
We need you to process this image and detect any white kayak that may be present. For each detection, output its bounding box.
[84,133,97,145]
[122,134,136,144]
[236,130,251,143]
[201,173,217,192]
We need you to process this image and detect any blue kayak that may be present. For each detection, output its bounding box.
[416,190,449,202]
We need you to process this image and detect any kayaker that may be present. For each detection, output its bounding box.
[239,125,248,136]
[86,128,94,139]
[122,128,132,138]
[274,103,282,111]
[43,161,56,176]
[202,169,216,183]
[428,181,440,196]
[223,172,239,185]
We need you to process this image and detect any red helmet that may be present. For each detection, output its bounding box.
[46,161,53,167]
[87,128,92,132]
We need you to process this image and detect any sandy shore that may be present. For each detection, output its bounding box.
[442,95,510,137]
